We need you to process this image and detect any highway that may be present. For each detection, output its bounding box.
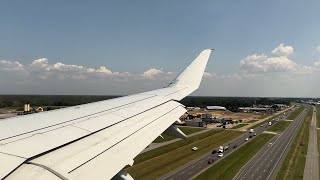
[160,107,297,180]
[235,106,309,180]
[303,106,319,180]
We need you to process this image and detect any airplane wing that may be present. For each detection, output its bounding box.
[0,49,213,180]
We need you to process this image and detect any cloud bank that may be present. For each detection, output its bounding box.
[1,44,320,97]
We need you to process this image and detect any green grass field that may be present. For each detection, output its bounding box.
[318,129,320,178]
[286,106,304,120]
[232,123,248,129]
[317,107,320,177]
[133,129,223,165]
[246,120,258,123]
[194,133,275,180]
[152,126,205,143]
[276,108,312,180]
[127,130,243,180]
[316,107,320,128]
[268,121,292,132]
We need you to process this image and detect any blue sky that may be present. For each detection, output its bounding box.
[1,1,320,97]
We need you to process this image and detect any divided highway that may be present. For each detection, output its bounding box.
[235,106,309,180]
[160,108,296,180]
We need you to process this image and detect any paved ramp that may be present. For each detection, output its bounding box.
[303,106,319,180]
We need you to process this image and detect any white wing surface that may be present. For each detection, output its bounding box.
[0,49,213,179]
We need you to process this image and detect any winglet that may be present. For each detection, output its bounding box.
[168,49,213,92]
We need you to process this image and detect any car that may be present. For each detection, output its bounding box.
[245,138,249,141]
[260,125,263,127]
[192,147,198,151]
[233,145,238,148]
[211,150,217,154]
[253,133,257,136]
[218,153,224,157]
[208,159,215,164]
[249,135,253,138]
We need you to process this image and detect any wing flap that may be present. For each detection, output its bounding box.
[0,153,26,179]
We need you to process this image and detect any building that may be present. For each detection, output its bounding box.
[206,106,227,111]
[186,107,201,111]
[185,119,205,127]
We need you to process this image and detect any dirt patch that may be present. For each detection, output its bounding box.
[0,108,18,114]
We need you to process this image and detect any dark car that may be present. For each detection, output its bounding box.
[249,135,253,138]
[212,150,217,154]
[208,159,215,164]
[233,145,238,148]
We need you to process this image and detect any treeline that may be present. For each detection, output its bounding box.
[0,95,120,108]
[180,97,293,112]
[0,95,313,112]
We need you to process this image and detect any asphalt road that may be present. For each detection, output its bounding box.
[303,106,319,180]
[160,108,297,180]
[235,106,309,180]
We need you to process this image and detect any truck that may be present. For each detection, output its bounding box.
[218,146,224,153]
[249,129,254,133]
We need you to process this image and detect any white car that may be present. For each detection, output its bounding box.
[192,147,198,151]
[218,153,224,157]
[245,138,249,141]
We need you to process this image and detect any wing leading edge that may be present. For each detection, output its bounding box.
[0,49,213,179]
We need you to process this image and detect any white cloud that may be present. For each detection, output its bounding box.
[30,58,50,70]
[0,60,24,71]
[222,73,242,80]
[142,68,164,79]
[316,46,320,53]
[95,66,113,74]
[271,43,293,56]
[203,72,217,79]
[240,54,298,73]
[0,58,179,82]
[314,61,320,67]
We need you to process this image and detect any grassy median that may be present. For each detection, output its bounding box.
[317,107,320,128]
[317,107,320,178]
[152,126,205,143]
[194,133,275,180]
[127,130,243,179]
[268,121,292,132]
[318,129,320,178]
[276,108,312,180]
[286,106,304,120]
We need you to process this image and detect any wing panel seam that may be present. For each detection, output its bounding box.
[68,104,183,173]
[26,99,176,163]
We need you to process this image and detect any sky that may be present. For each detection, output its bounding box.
[0,0,320,97]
